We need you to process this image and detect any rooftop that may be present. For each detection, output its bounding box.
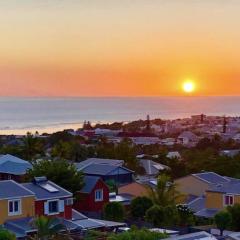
[81,176,102,193]
[0,180,34,199]
[22,178,72,200]
[0,154,32,175]
[193,172,230,185]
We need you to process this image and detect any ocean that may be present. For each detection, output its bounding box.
[0,96,240,135]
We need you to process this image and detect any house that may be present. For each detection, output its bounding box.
[74,176,109,215]
[228,232,240,240]
[177,131,199,147]
[233,133,240,143]
[22,177,73,220]
[166,151,181,160]
[165,231,217,240]
[220,149,240,158]
[77,163,134,185]
[196,180,240,218]
[0,180,35,225]
[139,159,169,177]
[118,182,149,197]
[75,158,124,169]
[0,154,32,182]
[175,171,231,197]
[109,192,133,206]
[1,178,125,239]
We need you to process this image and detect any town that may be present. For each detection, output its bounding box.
[1,114,240,239]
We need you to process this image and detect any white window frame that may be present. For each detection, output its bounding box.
[8,199,22,216]
[223,194,234,206]
[95,189,103,202]
[47,199,60,215]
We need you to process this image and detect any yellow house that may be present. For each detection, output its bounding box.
[195,180,240,218]
[0,180,35,224]
[175,172,230,197]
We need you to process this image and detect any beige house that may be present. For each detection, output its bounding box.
[175,172,230,197]
[118,182,149,197]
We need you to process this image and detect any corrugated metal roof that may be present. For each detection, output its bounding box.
[80,163,133,176]
[22,180,72,200]
[0,180,34,199]
[0,154,32,175]
[193,172,230,184]
[81,176,101,193]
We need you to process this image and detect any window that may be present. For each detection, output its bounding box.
[48,200,59,214]
[8,199,21,216]
[95,189,103,202]
[224,195,234,206]
[44,200,64,215]
[65,198,74,206]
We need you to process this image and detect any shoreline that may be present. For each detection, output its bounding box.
[0,123,84,135]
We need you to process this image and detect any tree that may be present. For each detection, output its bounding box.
[30,216,71,240]
[22,132,45,161]
[107,228,167,240]
[0,227,16,240]
[27,159,84,194]
[145,204,179,228]
[227,204,240,231]
[115,138,138,171]
[177,205,195,227]
[145,205,165,227]
[130,197,153,220]
[148,174,181,207]
[103,202,125,222]
[214,211,232,236]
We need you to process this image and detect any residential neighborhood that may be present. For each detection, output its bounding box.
[1,115,240,239]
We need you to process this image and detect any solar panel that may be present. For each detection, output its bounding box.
[39,183,59,193]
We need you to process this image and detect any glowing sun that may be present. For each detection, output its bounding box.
[182,81,195,93]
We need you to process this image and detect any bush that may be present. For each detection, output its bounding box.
[108,228,167,240]
[103,202,125,222]
[130,197,153,220]
[0,227,16,240]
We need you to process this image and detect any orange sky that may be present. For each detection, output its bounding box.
[1,0,240,96]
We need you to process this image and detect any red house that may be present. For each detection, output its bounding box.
[22,177,74,220]
[74,176,109,214]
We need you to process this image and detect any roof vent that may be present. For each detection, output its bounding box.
[33,176,47,184]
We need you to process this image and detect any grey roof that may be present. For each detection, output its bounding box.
[178,131,198,140]
[187,196,206,213]
[193,172,230,184]
[165,231,217,240]
[72,209,88,221]
[195,208,219,219]
[72,210,126,229]
[79,163,133,176]
[209,182,240,194]
[81,176,101,193]
[0,180,34,199]
[4,217,79,237]
[228,232,240,240]
[75,158,124,169]
[73,218,105,230]
[220,149,240,158]
[139,159,169,176]
[0,154,32,175]
[22,180,72,200]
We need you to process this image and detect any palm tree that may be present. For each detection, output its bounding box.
[30,216,72,240]
[22,132,44,161]
[148,174,182,207]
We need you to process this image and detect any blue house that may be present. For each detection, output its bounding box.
[0,154,32,182]
[77,163,133,185]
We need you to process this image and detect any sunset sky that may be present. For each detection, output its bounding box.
[1,0,240,96]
